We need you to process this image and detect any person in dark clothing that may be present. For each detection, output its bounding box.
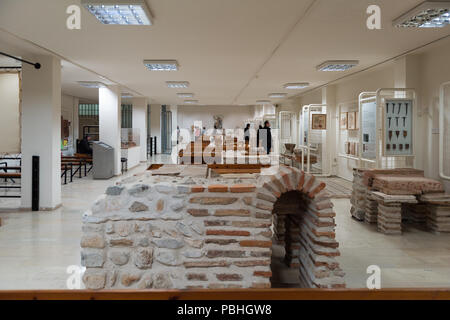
[79,135,93,155]
[244,123,250,142]
[261,121,272,154]
[256,124,263,148]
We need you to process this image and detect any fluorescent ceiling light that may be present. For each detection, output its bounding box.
[121,93,133,98]
[177,93,194,98]
[184,100,199,104]
[77,81,106,88]
[256,100,271,104]
[393,1,450,28]
[316,60,359,71]
[283,83,309,90]
[143,60,178,71]
[269,93,288,98]
[166,81,190,89]
[81,0,152,25]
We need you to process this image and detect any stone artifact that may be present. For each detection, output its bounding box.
[81,166,345,289]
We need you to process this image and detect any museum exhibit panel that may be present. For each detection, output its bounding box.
[0,0,450,302]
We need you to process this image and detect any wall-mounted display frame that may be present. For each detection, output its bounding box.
[347,111,356,130]
[360,99,377,161]
[376,88,416,169]
[311,114,327,130]
[383,99,413,156]
[340,112,348,130]
[298,104,329,175]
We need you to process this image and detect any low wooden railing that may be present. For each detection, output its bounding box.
[0,289,449,300]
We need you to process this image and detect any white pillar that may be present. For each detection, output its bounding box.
[73,97,79,150]
[322,85,336,176]
[132,97,148,162]
[21,55,62,210]
[150,104,162,154]
[169,105,178,148]
[99,85,122,175]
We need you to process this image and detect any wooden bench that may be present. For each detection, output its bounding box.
[0,172,21,198]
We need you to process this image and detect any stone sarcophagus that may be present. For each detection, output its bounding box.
[81,166,345,289]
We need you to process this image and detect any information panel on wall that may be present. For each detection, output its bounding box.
[361,101,376,160]
[383,99,413,156]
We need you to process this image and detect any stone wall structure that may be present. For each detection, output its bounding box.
[81,166,345,289]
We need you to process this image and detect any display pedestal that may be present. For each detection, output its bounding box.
[121,146,141,170]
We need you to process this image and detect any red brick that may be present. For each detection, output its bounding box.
[216,273,243,281]
[206,250,246,258]
[191,186,205,193]
[205,239,238,245]
[214,209,250,217]
[297,171,305,191]
[190,197,238,205]
[303,175,316,193]
[208,184,228,192]
[204,220,230,226]
[271,176,286,193]
[234,260,271,267]
[239,240,272,248]
[206,230,250,236]
[187,209,209,217]
[230,184,256,193]
[281,173,293,191]
[253,271,272,278]
[251,282,271,289]
[186,273,208,281]
[308,182,326,198]
[184,260,231,268]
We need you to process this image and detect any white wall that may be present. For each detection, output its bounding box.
[417,39,450,191]
[291,37,450,191]
[177,105,254,130]
[0,72,20,154]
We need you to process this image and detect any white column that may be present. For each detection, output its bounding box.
[322,85,336,176]
[169,105,178,148]
[21,55,61,210]
[132,97,148,162]
[150,104,162,154]
[99,85,122,175]
[72,97,79,150]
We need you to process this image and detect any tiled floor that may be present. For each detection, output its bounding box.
[0,158,450,289]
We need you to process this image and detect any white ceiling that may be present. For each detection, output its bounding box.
[0,0,449,105]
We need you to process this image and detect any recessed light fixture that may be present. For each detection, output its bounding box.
[166,81,190,89]
[177,93,194,98]
[393,1,450,28]
[143,60,178,71]
[184,100,199,104]
[256,100,271,104]
[283,83,310,90]
[269,93,288,98]
[121,93,133,98]
[77,81,106,88]
[81,0,152,25]
[316,60,359,71]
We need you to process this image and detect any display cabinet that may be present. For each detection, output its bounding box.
[440,81,450,181]
[297,104,329,175]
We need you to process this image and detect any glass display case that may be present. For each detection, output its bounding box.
[121,128,140,149]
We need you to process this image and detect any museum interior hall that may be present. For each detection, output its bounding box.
[0,0,450,293]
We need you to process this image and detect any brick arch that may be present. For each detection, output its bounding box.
[255,167,345,288]
[81,166,345,290]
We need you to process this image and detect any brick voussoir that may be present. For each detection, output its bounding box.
[302,174,316,193]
